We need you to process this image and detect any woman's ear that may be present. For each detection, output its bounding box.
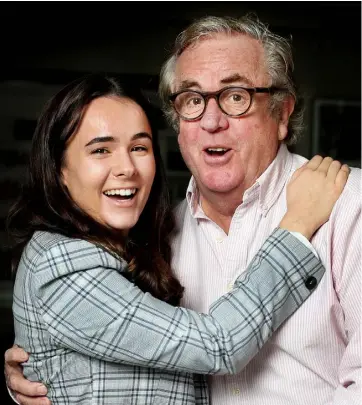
[61,166,68,188]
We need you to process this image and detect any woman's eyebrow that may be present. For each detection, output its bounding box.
[85,133,152,147]
[85,136,115,147]
[131,132,152,141]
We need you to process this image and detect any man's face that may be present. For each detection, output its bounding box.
[174,33,293,199]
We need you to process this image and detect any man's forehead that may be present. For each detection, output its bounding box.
[178,33,264,61]
[174,34,267,89]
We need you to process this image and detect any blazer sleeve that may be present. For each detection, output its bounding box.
[34,227,325,375]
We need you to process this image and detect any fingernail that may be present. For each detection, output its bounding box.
[37,385,47,395]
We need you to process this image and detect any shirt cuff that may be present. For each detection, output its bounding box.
[289,231,319,258]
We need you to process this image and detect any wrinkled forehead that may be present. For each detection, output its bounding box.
[174,33,269,91]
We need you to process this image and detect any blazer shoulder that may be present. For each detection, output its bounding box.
[31,230,74,251]
[25,231,127,277]
[21,231,73,270]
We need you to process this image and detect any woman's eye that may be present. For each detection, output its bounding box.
[91,148,109,154]
[132,146,147,152]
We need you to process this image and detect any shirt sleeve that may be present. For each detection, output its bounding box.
[329,171,361,405]
[33,228,325,375]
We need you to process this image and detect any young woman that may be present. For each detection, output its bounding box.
[7,74,348,404]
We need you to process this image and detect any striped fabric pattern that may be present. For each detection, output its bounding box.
[12,226,324,404]
[172,144,361,405]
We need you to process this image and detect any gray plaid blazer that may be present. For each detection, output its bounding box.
[13,228,324,404]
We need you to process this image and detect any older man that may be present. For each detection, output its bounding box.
[5,14,361,405]
[158,15,361,405]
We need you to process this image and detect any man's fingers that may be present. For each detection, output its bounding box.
[7,368,47,397]
[15,393,51,405]
[4,346,49,403]
[5,346,29,363]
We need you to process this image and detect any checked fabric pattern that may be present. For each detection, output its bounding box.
[13,228,324,404]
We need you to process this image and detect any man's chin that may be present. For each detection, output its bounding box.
[202,180,240,195]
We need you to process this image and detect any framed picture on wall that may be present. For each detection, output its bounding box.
[312,99,361,167]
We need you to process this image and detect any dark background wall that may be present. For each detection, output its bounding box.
[0,2,360,403]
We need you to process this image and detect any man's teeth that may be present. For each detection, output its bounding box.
[104,188,136,196]
[207,148,227,152]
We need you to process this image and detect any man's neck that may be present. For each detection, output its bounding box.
[199,188,245,234]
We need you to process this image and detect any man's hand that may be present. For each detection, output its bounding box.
[5,345,50,405]
[280,155,350,240]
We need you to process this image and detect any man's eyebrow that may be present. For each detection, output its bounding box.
[85,136,115,147]
[220,74,254,86]
[177,80,201,91]
[176,74,254,92]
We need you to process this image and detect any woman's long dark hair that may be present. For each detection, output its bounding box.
[7,73,184,305]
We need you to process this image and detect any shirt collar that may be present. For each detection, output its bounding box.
[256,143,293,216]
[186,177,206,218]
[185,144,293,218]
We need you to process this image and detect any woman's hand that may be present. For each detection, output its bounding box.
[279,155,350,240]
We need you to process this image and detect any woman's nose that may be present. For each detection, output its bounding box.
[111,154,137,178]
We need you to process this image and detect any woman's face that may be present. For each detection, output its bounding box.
[61,96,156,236]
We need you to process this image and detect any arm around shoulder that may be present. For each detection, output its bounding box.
[30,230,324,375]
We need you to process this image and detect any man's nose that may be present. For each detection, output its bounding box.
[200,98,229,133]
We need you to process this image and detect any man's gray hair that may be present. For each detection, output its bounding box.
[159,14,304,145]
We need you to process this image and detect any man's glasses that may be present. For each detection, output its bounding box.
[169,86,287,121]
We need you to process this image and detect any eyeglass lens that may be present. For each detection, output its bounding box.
[174,88,251,119]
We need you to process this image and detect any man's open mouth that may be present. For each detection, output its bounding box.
[205,148,231,156]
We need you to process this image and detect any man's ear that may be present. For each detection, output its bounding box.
[278,96,295,141]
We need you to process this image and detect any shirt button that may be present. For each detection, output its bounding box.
[227,282,234,292]
[232,388,240,395]
[216,236,224,243]
[305,276,317,290]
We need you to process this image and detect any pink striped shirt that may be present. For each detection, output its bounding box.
[172,144,361,405]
